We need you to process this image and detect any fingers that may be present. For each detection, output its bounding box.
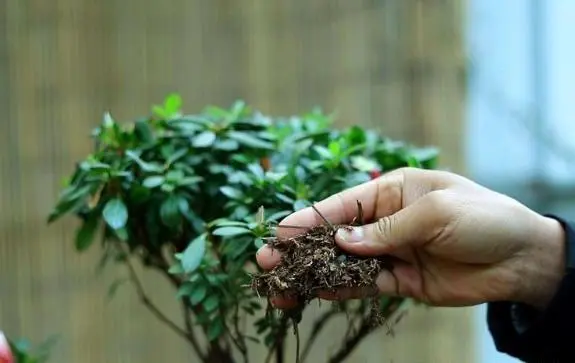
[255,245,281,270]
[322,260,421,300]
[257,168,409,273]
[276,169,406,240]
[271,260,422,306]
[335,191,451,255]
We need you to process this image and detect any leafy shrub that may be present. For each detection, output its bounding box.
[48,94,438,363]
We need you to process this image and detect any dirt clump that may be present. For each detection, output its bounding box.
[251,210,395,317]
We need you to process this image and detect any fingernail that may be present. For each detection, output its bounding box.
[336,227,363,243]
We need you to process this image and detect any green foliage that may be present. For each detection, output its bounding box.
[48,94,438,362]
[7,335,57,363]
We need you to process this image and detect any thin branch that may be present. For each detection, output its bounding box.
[299,308,339,362]
[180,300,207,359]
[356,200,364,225]
[327,318,375,363]
[311,204,334,230]
[223,320,247,360]
[294,324,301,363]
[117,244,206,359]
[122,251,190,340]
[222,304,248,363]
[233,304,249,363]
[264,315,289,363]
[273,224,310,230]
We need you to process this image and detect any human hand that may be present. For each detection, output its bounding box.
[256,168,566,310]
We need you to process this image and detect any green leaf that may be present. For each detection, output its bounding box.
[313,145,332,159]
[207,318,224,341]
[205,273,227,285]
[103,111,114,127]
[204,105,230,119]
[351,156,379,172]
[160,195,182,228]
[47,184,93,222]
[192,131,217,148]
[179,234,207,273]
[212,226,251,237]
[214,139,239,151]
[176,282,194,299]
[102,198,128,230]
[328,140,342,156]
[125,150,163,173]
[293,199,309,211]
[264,333,276,347]
[178,197,190,214]
[79,160,111,172]
[211,219,249,228]
[245,336,260,343]
[142,175,165,188]
[107,278,127,300]
[406,155,422,168]
[161,183,175,193]
[134,119,154,144]
[254,238,264,249]
[219,186,242,199]
[178,176,203,186]
[166,170,184,183]
[247,163,265,179]
[114,227,129,241]
[275,193,295,204]
[166,148,188,165]
[227,238,252,259]
[256,206,265,224]
[230,100,247,119]
[227,131,274,150]
[165,93,182,114]
[74,216,99,252]
[168,263,184,275]
[153,105,166,118]
[190,284,207,305]
[267,210,291,222]
[130,185,151,204]
[203,295,219,312]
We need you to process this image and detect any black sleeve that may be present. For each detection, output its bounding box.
[487,215,575,362]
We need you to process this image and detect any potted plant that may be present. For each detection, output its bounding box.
[48,94,438,362]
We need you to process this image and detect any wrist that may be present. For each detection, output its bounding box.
[516,216,566,310]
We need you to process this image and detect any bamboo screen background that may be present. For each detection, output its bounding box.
[0,0,474,362]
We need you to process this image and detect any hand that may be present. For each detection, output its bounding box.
[256,167,566,310]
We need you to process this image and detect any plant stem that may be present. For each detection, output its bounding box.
[118,244,206,360]
[299,308,339,362]
[294,324,301,363]
[327,318,374,363]
[264,315,289,363]
[223,316,248,363]
[276,337,284,363]
[232,303,249,363]
[124,256,188,338]
[180,300,207,360]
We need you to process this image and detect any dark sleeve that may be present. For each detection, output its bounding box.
[487,215,575,362]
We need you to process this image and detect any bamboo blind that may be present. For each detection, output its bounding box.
[0,0,472,362]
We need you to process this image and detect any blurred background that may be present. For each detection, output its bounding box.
[1,0,573,362]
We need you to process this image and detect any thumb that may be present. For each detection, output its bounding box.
[335,193,448,255]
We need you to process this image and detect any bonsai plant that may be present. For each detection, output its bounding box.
[48,94,438,363]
